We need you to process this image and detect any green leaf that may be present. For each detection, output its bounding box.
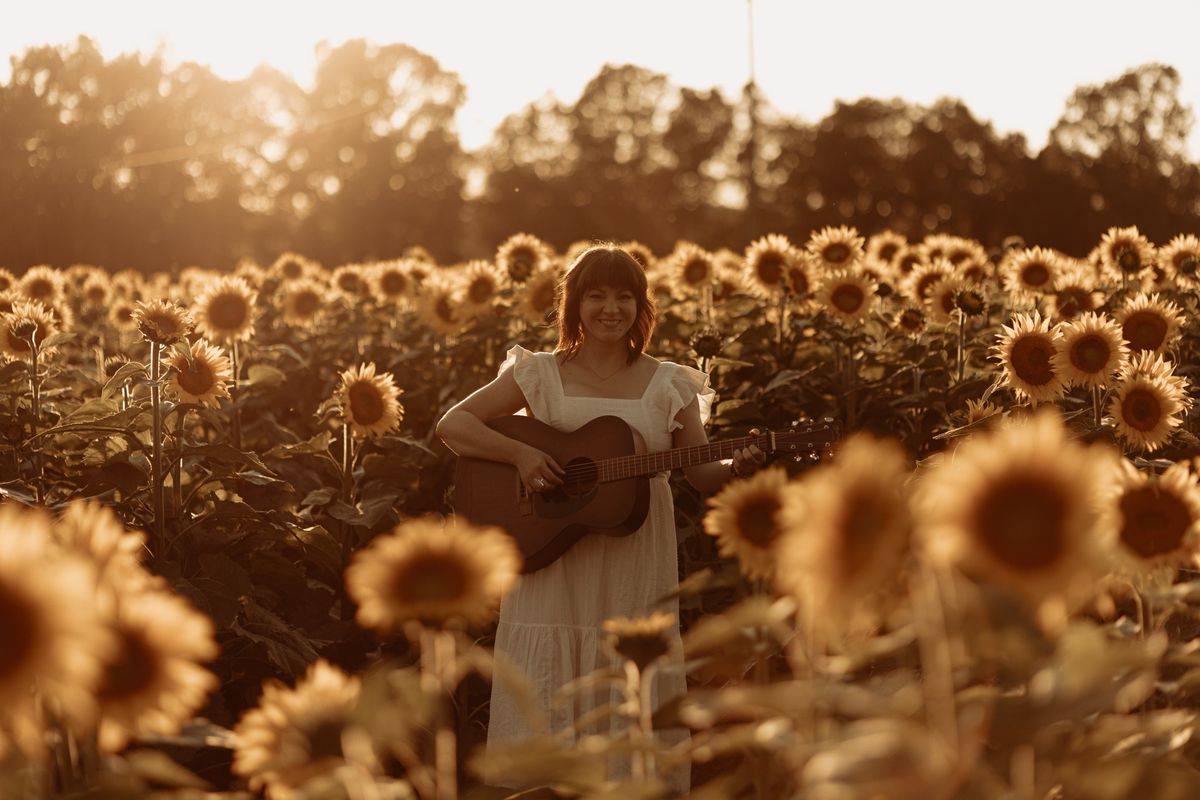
[265,430,333,459]
[232,597,320,680]
[123,749,210,790]
[185,443,273,474]
[39,331,75,350]
[198,552,253,597]
[302,487,338,507]
[246,364,287,388]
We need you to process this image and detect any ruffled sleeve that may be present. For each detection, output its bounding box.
[661,362,716,433]
[498,344,551,421]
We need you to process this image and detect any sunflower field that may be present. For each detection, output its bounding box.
[3,224,1200,799]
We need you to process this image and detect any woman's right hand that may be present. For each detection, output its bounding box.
[512,444,565,494]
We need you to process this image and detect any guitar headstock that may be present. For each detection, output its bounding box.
[766,417,841,465]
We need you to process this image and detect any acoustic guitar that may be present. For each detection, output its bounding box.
[452,415,839,573]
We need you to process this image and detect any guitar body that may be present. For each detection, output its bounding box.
[452,415,651,573]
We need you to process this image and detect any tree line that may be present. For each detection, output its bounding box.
[2,36,1197,272]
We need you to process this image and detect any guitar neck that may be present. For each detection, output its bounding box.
[600,434,767,481]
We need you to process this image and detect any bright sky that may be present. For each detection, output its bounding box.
[4,0,1200,156]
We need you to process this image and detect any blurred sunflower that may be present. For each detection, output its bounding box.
[1100,459,1200,574]
[0,505,113,758]
[91,589,218,752]
[459,259,507,319]
[233,660,365,800]
[922,233,954,263]
[1115,292,1183,355]
[702,466,789,582]
[193,275,257,344]
[817,269,877,326]
[0,300,60,359]
[902,259,952,305]
[925,274,965,325]
[866,230,906,268]
[602,612,677,671]
[620,240,656,271]
[167,339,233,408]
[1051,312,1127,390]
[80,274,112,309]
[1047,263,1104,321]
[331,264,370,301]
[964,398,1003,427]
[280,277,327,328]
[371,259,413,306]
[775,434,912,623]
[108,298,139,333]
[0,289,17,315]
[1108,352,1187,453]
[563,239,594,265]
[54,500,152,592]
[894,244,928,278]
[712,254,748,302]
[1002,247,1060,298]
[269,252,316,284]
[807,225,865,272]
[497,232,553,284]
[1099,226,1156,283]
[337,362,403,439]
[1159,234,1200,290]
[0,267,14,292]
[345,517,521,631]
[18,265,65,307]
[133,299,194,346]
[416,273,467,335]
[514,264,561,326]
[993,311,1065,404]
[895,305,927,338]
[743,234,799,297]
[666,242,716,299]
[915,409,1112,621]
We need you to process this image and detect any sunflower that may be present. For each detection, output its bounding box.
[459,259,507,319]
[1108,354,1187,453]
[925,275,965,325]
[0,299,60,359]
[371,259,414,306]
[336,362,403,439]
[90,588,218,752]
[602,612,677,671]
[620,240,656,271]
[895,305,927,338]
[993,311,1066,404]
[233,659,365,800]
[280,277,327,328]
[666,242,715,299]
[345,517,521,631]
[1100,459,1200,574]
[963,398,1002,427]
[331,264,370,301]
[817,269,877,327]
[18,265,65,307]
[902,259,952,305]
[0,505,113,758]
[108,298,139,333]
[0,267,15,293]
[133,299,194,346]
[496,232,553,284]
[1099,226,1156,282]
[712,253,748,302]
[894,244,928,278]
[563,239,595,266]
[775,434,912,623]
[866,230,906,268]
[702,466,790,582]
[1047,263,1104,321]
[915,409,1112,621]
[1159,234,1200,290]
[54,500,152,592]
[1115,292,1183,355]
[1051,312,1127,390]
[1002,247,1061,298]
[416,273,467,335]
[79,274,112,309]
[807,225,865,272]
[167,339,233,408]
[744,234,800,297]
[514,264,561,327]
[269,252,316,284]
[192,276,256,344]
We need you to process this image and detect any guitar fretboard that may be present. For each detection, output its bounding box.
[601,435,766,481]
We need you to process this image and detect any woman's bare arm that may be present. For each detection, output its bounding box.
[674,397,765,493]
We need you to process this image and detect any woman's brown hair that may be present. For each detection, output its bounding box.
[555,245,656,363]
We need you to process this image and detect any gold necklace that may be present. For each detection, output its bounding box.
[574,357,628,382]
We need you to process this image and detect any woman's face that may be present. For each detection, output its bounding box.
[578,284,637,343]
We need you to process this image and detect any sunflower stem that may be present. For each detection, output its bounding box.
[845,338,858,431]
[776,290,787,367]
[623,660,651,782]
[956,310,966,383]
[911,567,959,754]
[230,339,242,450]
[1093,385,1103,428]
[150,342,165,556]
[28,331,44,504]
[421,627,458,800]
[173,409,186,518]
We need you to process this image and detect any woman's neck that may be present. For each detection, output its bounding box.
[575,340,631,368]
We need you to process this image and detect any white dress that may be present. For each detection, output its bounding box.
[486,345,714,791]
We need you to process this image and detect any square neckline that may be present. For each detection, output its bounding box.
[550,354,666,401]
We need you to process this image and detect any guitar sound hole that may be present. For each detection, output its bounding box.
[560,457,599,498]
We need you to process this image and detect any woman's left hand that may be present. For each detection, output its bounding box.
[731,427,767,478]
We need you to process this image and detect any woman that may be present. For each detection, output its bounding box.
[436,244,764,789]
